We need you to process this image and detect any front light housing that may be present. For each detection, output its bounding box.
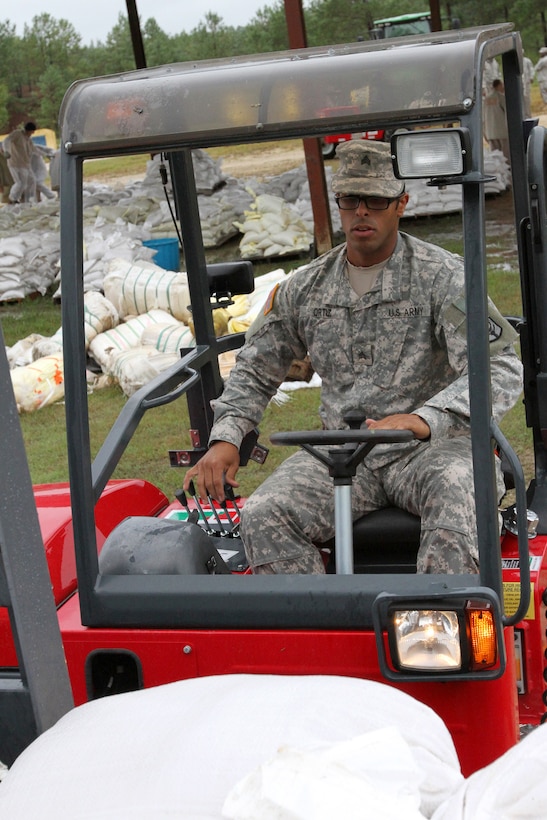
[391,128,471,179]
[373,590,504,681]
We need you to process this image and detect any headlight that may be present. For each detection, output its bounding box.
[373,590,504,681]
[394,609,461,670]
[391,128,471,179]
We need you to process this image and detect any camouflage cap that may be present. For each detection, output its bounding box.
[331,141,405,199]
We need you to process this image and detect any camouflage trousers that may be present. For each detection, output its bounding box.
[240,437,503,574]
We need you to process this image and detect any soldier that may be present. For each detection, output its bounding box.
[3,121,37,204]
[535,46,547,106]
[183,141,522,575]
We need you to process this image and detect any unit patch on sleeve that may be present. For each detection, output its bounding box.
[263,283,280,316]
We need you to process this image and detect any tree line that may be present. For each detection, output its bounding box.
[1,0,545,134]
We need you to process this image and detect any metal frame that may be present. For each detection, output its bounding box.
[0,326,73,765]
[58,24,530,629]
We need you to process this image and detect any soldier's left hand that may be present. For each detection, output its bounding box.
[366,413,430,440]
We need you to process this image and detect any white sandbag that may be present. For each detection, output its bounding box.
[0,674,462,820]
[10,354,64,413]
[432,723,547,820]
[88,309,179,371]
[103,259,191,322]
[83,289,120,343]
[7,334,47,368]
[31,337,64,359]
[223,726,427,820]
[109,346,179,396]
[140,321,195,353]
[0,237,25,258]
[227,269,288,333]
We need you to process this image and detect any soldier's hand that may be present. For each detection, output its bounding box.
[182,441,240,502]
[366,413,431,440]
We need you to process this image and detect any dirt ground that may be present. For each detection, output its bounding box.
[221,145,306,179]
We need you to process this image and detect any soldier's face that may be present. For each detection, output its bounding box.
[339,193,409,267]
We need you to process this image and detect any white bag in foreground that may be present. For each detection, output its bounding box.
[432,723,547,820]
[223,726,427,820]
[0,674,462,820]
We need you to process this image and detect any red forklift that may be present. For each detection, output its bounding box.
[1,23,546,777]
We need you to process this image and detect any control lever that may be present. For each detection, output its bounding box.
[187,480,214,534]
[222,484,242,535]
[174,488,199,525]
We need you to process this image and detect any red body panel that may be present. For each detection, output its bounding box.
[0,479,168,666]
[501,530,547,725]
[57,591,518,777]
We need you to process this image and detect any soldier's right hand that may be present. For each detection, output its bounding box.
[182,441,240,502]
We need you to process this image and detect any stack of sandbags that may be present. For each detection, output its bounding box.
[483,148,511,192]
[102,259,191,323]
[0,236,26,301]
[90,260,196,395]
[88,308,181,383]
[235,193,313,259]
[402,148,510,218]
[52,222,156,300]
[8,291,120,412]
[0,233,59,301]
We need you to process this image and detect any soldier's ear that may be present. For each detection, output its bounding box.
[396,194,409,216]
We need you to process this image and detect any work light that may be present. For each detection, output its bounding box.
[391,128,471,179]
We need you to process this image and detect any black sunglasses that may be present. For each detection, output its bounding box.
[335,194,401,211]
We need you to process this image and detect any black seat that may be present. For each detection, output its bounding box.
[324,507,421,574]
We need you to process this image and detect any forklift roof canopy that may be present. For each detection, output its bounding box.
[60,24,516,156]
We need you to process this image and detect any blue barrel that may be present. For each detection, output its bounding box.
[142,238,180,271]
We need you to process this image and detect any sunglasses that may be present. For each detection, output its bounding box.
[335,194,401,211]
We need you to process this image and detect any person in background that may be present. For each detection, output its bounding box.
[482,57,501,97]
[522,53,535,119]
[48,149,60,197]
[183,141,522,576]
[0,142,13,204]
[535,47,547,106]
[3,121,37,204]
[484,79,510,166]
[30,144,56,202]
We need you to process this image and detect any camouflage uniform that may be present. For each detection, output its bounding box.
[209,232,522,574]
[209,140,522,574]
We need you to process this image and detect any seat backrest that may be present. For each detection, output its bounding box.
[324,507,421,574]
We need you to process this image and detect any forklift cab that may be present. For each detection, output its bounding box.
[59,21,533,611]
[3,23,547,773]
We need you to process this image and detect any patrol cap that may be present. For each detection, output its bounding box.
[331,141,405,199]
[540,47,547,56]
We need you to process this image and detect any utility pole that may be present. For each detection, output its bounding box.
[429,0,442,31]
[283,0,334,255]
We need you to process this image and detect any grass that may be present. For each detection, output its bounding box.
[1,160,533,502]
[83,155,149,179]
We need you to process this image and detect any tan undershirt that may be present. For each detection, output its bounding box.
[346,259,387,297]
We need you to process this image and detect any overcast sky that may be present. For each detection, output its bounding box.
[3,0,271,45]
